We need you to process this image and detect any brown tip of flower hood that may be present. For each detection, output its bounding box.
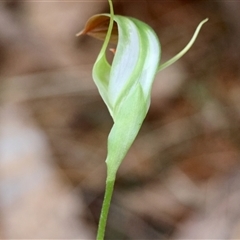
[76,14,118,44]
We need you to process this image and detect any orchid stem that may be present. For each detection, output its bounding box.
[96,179,115,240]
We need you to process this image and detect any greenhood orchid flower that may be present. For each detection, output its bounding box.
[77,1,207,239]
[78,14,161,181]
[78,12,207,181]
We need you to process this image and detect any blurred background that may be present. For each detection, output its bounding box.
[1,0,240,239]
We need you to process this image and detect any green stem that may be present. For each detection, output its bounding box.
[96,179,115,240]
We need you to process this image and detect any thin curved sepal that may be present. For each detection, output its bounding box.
[158,18,208,72]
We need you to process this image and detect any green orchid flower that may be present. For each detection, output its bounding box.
[77,1,207,239]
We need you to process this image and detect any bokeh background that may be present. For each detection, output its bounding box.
[1,0,240,239]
